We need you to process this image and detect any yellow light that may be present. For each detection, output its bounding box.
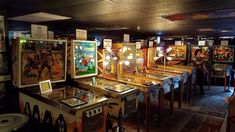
[123,47,127,53]
[154,57,160,60]
[124,61,130,65]
[103,61,109,66]
[105,55,111,60]
[106,47,112,52]
[167,57,172,60]
[157,47,161,51]
[158,53,164,57]
[166,47,172,53]
[127,55,133,59]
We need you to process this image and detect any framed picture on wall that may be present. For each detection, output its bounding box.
[0,15,6,52]
[71,40,97,78]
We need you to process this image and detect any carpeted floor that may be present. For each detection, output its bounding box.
[114,86,234,132]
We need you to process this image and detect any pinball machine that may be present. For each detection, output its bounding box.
[96,43,162,132]
[136,46,183,108]
[146,46,194,103]
[12,38,108,132]
[0,13,11,113]
[211,45,234,91]
[69,40,139,120]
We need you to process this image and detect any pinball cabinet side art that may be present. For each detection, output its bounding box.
[12,38,67,88]
[0,13,11,113]
[70,40,97,79]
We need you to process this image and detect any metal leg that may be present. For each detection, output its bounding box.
[146,95,150,132]
[137,104,140,132]
[170,84,174,114]
[158,89,164,126]
[188,75,192,103]
[118,108,123,132]
[178,81,183,109]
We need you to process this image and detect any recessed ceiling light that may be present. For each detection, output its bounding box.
[9,12,71,23]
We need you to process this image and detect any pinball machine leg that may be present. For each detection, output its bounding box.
[145,94,150,132]
[158,88,164,126]
[170,84,174,114]
[189,75,192,103]
[224,75,227,92]
[178,81,183,109]
[137,104,140,132]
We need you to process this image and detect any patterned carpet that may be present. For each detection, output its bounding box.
[116,86,233,132]
[180,114,224,132]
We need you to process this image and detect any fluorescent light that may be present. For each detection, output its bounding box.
[198,28,214,32]
[9,12,71,23]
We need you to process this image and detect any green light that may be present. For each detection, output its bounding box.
[19,38,27,44]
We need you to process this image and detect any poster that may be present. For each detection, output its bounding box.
[31,24,48,39]
[72,40,97,78]
[19,39,66,86]
[76,29,87,40]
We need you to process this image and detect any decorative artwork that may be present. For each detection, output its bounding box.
[72,40,97,78]
[13,38,67,88]
[136,49,147,70]
[213,45,234,63]
[169,45,187,60]
[147,47,157,67]
[121,43,136,72]
[102,49,118,76]
[191,46,209,61]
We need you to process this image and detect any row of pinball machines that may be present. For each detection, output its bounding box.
[11,38,192,132]
[11,37,233,132]
[12,38,140,132]
[149,44,234,89]
[97,43,190,131]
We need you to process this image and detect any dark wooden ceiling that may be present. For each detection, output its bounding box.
[2,0,235,37]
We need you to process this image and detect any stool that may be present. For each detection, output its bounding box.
[0,113,28,132]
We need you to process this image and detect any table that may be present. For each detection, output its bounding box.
[0,113,28,132]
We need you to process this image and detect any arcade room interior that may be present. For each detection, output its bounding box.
[1,0,235,132]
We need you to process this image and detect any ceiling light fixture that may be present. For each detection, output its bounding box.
[198,28,214,32]
[9,12,71,23]
[220,30,231,33]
